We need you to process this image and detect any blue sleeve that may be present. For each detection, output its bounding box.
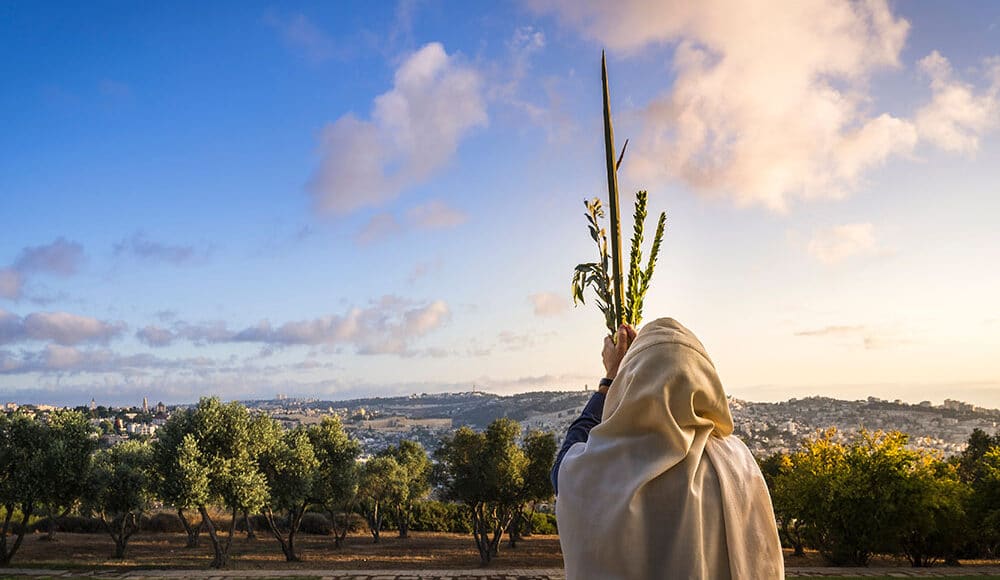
[551,391,606,496]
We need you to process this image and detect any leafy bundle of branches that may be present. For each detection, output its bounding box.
[572,190,666,334]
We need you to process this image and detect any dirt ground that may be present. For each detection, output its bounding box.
[7,531,564,570]
[6,531,998,570]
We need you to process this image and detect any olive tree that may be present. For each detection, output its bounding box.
[186,397,273,568]
[434,418,528,565]
[509,429,555,546]
[39,410,96,541]
[152,410,210,548]
[358,455,406,543]
[379,440,431,538]
[308,417,360,548]
[260,428,319,561]
[85,440,152,559]
[0,413,48,566]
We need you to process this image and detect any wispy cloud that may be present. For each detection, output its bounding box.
[356,200,467,244]
[356,212,404,245]
[0,345,214,376]
[806,223,883,264]
[0,238,86,300]
[15,238,85,275]
[264,12,338,64]
[134,325,176,347]
[407,259,442,283]
[794,325,867,338]
[407,200,468,229]
[308,43,487,215]
[916,51,1000,154]
[113,232,200,265]
[0,309,126,346]
[0,270,22,301]
[794,324,910,350]
[133,296,451,356]
[529,292,568,317]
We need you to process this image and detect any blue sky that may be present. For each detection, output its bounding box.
[2,1,999,407]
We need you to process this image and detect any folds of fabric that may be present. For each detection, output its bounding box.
[555,318,783,580]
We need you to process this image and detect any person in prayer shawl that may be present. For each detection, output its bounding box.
[552,318,783,580]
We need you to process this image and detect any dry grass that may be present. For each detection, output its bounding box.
[7,532,1000,571]
[8,531,564,570]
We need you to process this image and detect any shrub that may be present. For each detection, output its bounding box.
[143,512,186,533]
[30,515,105,534]
[531,512,557,535]
[237,514,271,533]
[299,512,332,535]
[328,511,366,533]
[407,500,473,533]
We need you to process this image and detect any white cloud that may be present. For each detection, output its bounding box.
[806,223,880,264]
[530,292,568,317]
[532,0,920,211]
[0,309,126,346]
[916,51,1000,154]
[533,1,1000,211]
[309,42,487,215]
[407,200,467,229]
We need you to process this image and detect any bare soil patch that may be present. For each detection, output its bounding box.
[6,533,999,571]
[8,531,564,570]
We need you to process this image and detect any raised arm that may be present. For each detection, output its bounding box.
[551,324,636,495]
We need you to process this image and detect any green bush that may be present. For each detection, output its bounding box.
[299,512,332,535]
[30,515,105,534]
[329,511,366,534]
[143,512,186,533]
[531,512,557,535]
[406,501,472,533]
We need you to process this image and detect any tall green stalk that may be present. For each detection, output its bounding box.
[601,50,625,330]
[571,53,667,335]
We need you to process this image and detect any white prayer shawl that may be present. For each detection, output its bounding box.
[556,318,784,580]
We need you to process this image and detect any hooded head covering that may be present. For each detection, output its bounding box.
[556,318,783,580]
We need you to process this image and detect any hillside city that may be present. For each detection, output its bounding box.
[5,389,998,459]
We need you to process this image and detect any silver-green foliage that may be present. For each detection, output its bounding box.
[85,440,153,559]
[433,418,530,565]
[307,416,360,548]
[0,413,49,565]
[259,427,320,562]
[573,191,666,333]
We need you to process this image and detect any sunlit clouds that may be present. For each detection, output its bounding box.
[308,43,487,215]
[532,0,1000,211]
